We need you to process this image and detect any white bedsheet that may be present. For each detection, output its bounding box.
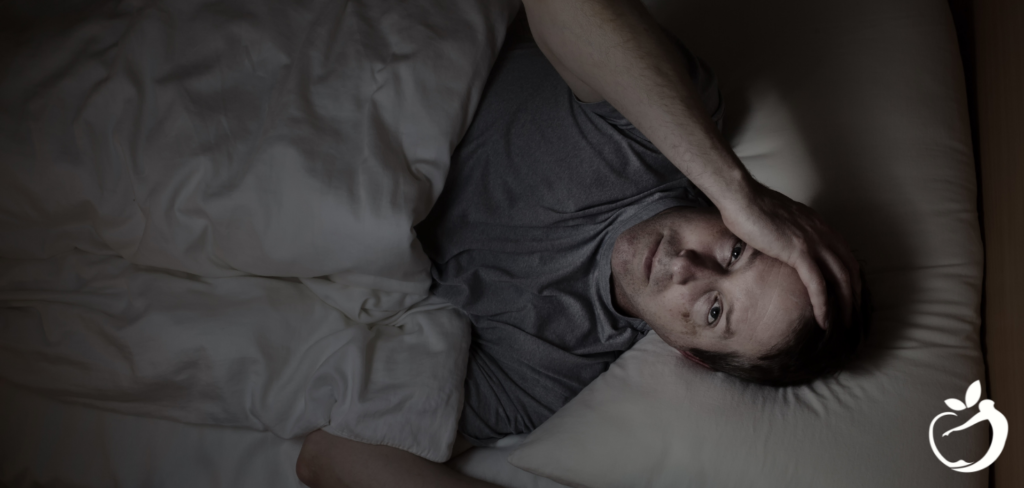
[0,386,570,488]
[0,384,307,488]
[0,0,517,463]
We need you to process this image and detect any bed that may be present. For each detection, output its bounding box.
[0,0,1008,486]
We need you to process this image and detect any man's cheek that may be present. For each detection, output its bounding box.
[657,298,696,335]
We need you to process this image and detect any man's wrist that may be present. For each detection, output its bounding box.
[690,153,757,212]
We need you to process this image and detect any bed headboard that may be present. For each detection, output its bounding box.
[968,0,1024,486]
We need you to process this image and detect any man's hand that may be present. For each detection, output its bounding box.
[720,178,861,328]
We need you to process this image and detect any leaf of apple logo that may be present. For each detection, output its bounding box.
[964,380,981,408]
[945,381,981,411]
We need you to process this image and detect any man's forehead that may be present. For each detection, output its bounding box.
[730,255,805,353]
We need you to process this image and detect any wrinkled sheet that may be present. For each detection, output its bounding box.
[0,0,518,463]
[0,387,571,488]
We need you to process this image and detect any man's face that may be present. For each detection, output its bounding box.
[611,206,812,360]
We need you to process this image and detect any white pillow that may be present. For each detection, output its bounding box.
[509,0,990,486]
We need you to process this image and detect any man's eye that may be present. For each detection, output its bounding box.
[729,241,745,264]
[707,299,722,325]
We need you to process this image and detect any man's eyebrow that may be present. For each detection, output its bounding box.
[746,247,762,266]
[720,247,760,340]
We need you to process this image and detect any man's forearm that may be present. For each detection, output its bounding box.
[522,0,755,209]
[297,431,499,488]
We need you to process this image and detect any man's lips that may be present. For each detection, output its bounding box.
[644,235,662,284]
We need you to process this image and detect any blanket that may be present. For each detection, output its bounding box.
[0,0,518,462]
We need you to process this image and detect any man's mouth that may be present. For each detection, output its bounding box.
[644,235,662,284]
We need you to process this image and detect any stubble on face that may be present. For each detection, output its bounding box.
[610,212,664,318]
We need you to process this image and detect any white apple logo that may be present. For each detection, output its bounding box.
[928,380,1009,473]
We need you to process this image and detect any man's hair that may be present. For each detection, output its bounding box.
[687,273,873,387]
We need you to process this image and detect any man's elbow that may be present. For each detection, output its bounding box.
[296,430,348,488]
[295,433,320,487]
[295,452,317,487]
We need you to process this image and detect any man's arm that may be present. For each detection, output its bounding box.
[522,0,859,327]
[296,430,498,488]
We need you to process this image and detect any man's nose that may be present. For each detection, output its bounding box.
[669,250,719,285]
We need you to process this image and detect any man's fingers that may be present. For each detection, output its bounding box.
[843,247,862,308]
[821,249,854,325]
[793,256,829,329]
[826,231,861,311]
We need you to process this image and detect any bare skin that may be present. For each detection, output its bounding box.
[611,206,812,359]
[297,0,860,485]
[296,431,495,488]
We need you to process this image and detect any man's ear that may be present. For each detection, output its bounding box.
[681,349,712,369]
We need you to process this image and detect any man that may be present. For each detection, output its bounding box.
[297,0,867,485]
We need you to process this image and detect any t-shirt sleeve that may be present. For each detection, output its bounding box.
[459,343,550,446]
[458,319,620,445]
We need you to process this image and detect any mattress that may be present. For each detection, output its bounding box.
[0,0,983,486]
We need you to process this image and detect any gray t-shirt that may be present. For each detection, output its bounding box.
[416,38,723,444]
